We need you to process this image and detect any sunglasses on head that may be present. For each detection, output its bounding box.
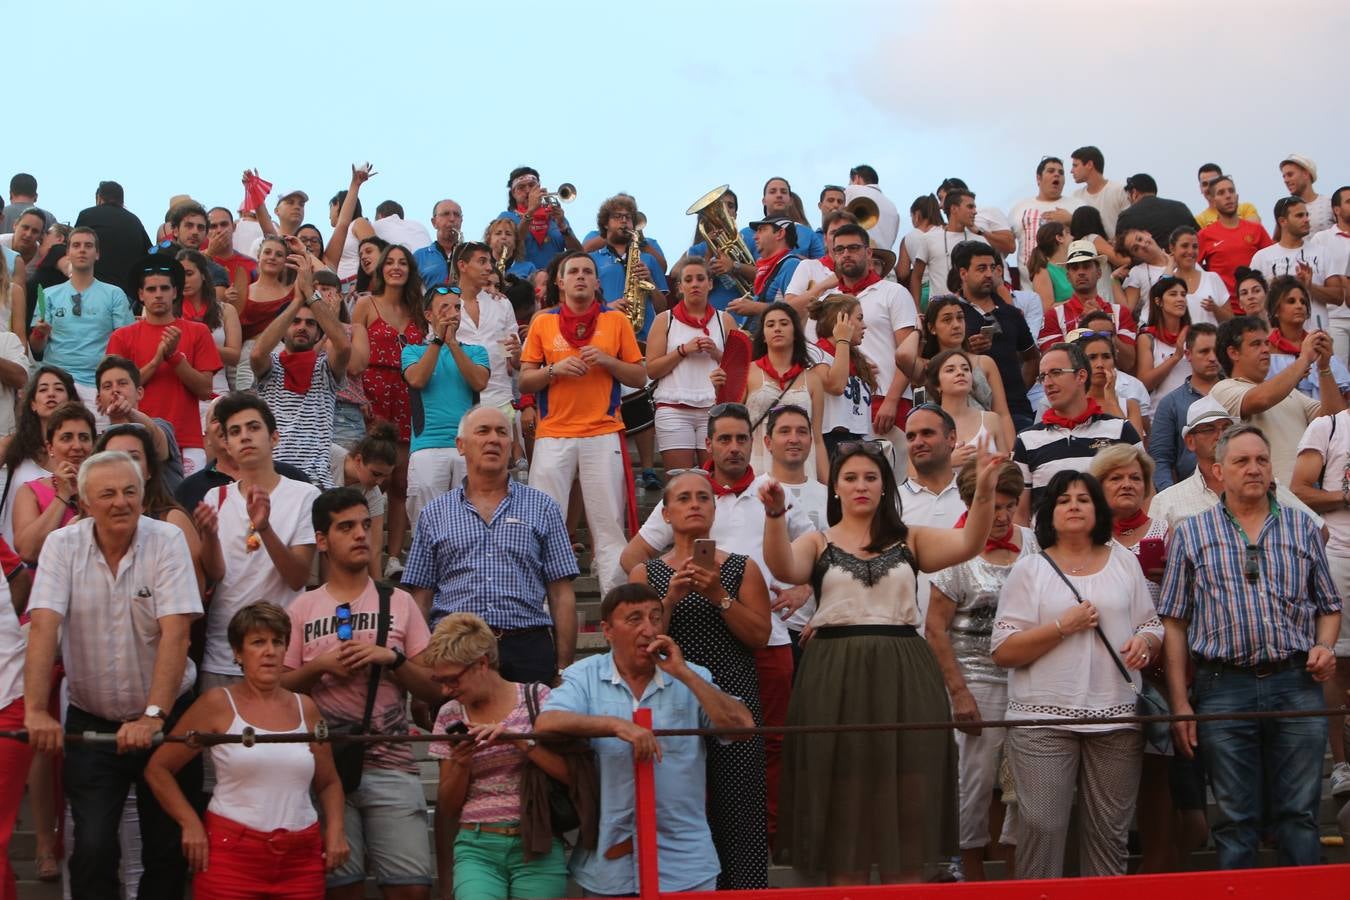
[431,285,461,296]
[838,439,887,458]
[708,402,749,419]
[149,239,174,255]
[335,604,353,641]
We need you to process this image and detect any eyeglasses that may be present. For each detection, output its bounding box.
[833,242,867,254]
[1034,368,1079,384]
[1243,545,1263,584]
[335,604,353,641]
[432,661,477,688]
[1068,329,1115,343]
[71,292,82,317]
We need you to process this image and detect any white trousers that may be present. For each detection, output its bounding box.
[529,433,627,596]
[954,679,1018,849]
[407,446,464,531]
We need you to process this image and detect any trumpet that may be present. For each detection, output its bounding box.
[687,184,754,293]
[540,182,577,208]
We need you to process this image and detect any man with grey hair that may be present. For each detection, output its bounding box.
[402,405,578,683]
[1159,422,1341,870]
[413,198,464,287]
[23,450,203,899]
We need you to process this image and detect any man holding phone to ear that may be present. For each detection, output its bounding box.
[953,240,1039,431]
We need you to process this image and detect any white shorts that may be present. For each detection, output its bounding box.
[654,405,709,452]
[1328,553,1350,656]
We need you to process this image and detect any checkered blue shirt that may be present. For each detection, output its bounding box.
[402,481,578,630]
[1157,495,1340,666]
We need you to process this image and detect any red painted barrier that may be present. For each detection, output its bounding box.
[633,707,661,900]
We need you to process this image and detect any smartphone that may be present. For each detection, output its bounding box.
[692,538,717,571]
[980,324,1000,339]
[444,722,469,737]
[1136,538,1166,573]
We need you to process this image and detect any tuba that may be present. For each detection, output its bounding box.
[622,228,656,333]
[845,194,880,230]
[687,184,755,294]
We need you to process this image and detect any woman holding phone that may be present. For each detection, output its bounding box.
[1086,445,1203,871]
[629,469,771,889]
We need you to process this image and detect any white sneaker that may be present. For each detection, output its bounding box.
[383,556,405,580]
[1332,761,1350,801]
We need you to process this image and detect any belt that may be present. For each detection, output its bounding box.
[491,626,552,641]
[1196,651,1308,679]
[460,822,521,837]
[814,625,918,639]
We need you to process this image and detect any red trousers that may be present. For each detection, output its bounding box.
[0,698,33,900]
[194,812,324,900]
[754,643,794,844]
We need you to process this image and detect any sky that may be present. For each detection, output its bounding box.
[11,0,1349,260]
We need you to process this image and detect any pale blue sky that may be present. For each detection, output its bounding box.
[12,0,1349,258]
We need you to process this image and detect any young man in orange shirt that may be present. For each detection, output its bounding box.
[519,252,646,595]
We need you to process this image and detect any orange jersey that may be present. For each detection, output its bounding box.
[522,309,643,438]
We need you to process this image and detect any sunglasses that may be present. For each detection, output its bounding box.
[709,402,749,419]
[838,439,888,457]
[335,604,353,641]
[149,239,174,255]
[1243,545,1263,584]
[430,286,461,296]
[1068,329,1115,343]
[71,292,82,317]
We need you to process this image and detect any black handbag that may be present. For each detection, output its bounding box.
[524,681,581,834]
[1040,552,1172,754]
[328,582,393,794]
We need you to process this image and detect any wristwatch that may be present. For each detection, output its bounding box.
[144,705,166,721]
[307,290,322,307]
[718,596,733,611]
[428,334,445,347]
[388,648,407,670]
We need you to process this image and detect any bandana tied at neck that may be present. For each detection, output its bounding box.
[279,349,317,394]
[955,511,1021,554]
[703,460,755,497]
[1042,397,1102,430]
[558,302,601,350]
[671,301,715,335]
[754,356,803,390]
[1112,507,1150,536]
[754,249,790,296]
[838,270,881,296]
[1268,328,1303,356]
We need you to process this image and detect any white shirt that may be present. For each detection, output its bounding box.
[327,445,387,518]
[1306,195,1334,236]
[1310,226,1350,279]
[637,473,817,646]
[1009,195,1083,283]
[781,477,828,631]
[820,279,918,396]
[1072,180,1130,239]
[372,215,433,253]
[201,477,319,675]
[456,290,519,410]
[1295,412,1350,555]
[234,218,264,258]
[899,474,964,632]
[0,331,25,437]
[915,228,986,297]
[1249,241,1336,324]
[30,517,203,720]
[844,184,900,251]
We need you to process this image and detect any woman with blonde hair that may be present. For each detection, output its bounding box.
[427,613,584,900]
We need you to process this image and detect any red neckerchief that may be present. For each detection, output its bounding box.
[181,296,209,323]
[838,270,881,296]
[754,248,790,296]
[815,337,859,377]
[670,301,715,335]
[1268,328,1303,355]
[703,460,755,497]
[516,205,551,247]
[278,349,317,394]
[819,254,836,272]
[1143,323,1182,347]
[1042,397,1102,430]
[955,511,1021,554]
[558,301,601,350]
[754,356,803,390]
[1113,508,1150,536]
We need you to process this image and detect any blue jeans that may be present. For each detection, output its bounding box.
[1194,663,1326,869]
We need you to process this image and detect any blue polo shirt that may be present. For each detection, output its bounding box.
[40,279,134,384]
[499,209,569,272]
[400,341,490,452]
[739,223,826,260]
[759,253,803,304]
[412,243,452,288]
[589,245,669,341]
[506,260,537,280]
[543,653,723,895]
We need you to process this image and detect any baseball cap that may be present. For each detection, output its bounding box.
[1279,154,1317,182]
[277,188,309,203]
[1182,396,1235,437]
[749,216,793,231]
[1064,239,1105,266]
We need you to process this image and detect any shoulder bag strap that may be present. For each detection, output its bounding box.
[1038,550,1135,690]
[359,581,393,732]
[0,467,16,520]
[748,371,802,434]
[524,681,541,724]
[1318,413,1339,488]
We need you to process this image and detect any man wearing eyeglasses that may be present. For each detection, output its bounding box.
[30,225,134,413]
[1013,342,1142,519]
[284,487,440,900]
[1160,422,1341,870]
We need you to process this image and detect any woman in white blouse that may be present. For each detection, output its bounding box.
[991,470,1163,879]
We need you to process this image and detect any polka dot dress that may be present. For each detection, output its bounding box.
[647,554,767,890]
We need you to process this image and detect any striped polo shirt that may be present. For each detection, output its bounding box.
[1013,414,1143,507]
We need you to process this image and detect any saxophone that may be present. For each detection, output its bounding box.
[622,228,656,333]
[496,243,510,282]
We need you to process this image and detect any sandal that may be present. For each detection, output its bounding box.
[36,852,60,882]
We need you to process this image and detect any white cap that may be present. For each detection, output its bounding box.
[1182,396,1234,437]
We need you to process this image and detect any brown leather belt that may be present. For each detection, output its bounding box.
[460,822,521,837]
